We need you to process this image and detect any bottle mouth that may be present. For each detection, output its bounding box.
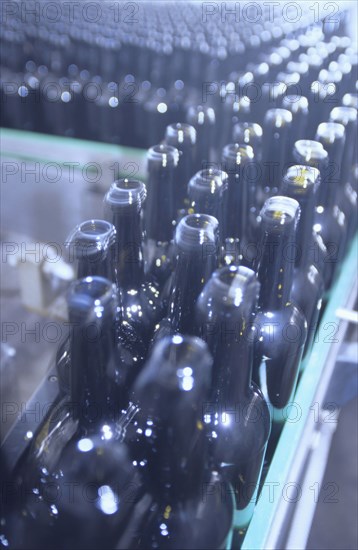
[330,106,357,125]
[342,93,358,109]
[68,276,116,320]
[293,139,328,164]
[261,196,300,225]
[222,143,254,166]
[66,219,116,258]
[186,105,215,125]
[232,122,263,144]
[282,95,309,112]
[188,169,228,195]
[175,214,218,252]
[316,122,345,143]
[282,165,320,193]
[165,122,196,145]
[104,179,147,211]
[264,108,292,127]
[147,144,179,167]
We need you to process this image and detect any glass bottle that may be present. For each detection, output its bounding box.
[57,220,145,395]
[281,166,325,365]
[144,144,179,289]
[187,168,228,223]
[260,108,293,207]
[65,219,117,281]
[186,104,216,168]
[196,266,271,530]
[293,139,345,289]
[281,95,309,159]
[154,214,219,340]
[329,106,358,242]
[253,197,307,425]
[164,123,197,214]
[314,124,348,274]
[129,335,234,550]
[8,277,142,549]
[104,179,162,344]
[221,143,256,267]
[232,122,263,161]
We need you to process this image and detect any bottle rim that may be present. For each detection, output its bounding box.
[283,165,320,192]
[66,219,116,257]
[104,178,147,210]
[316,122,345,142]
[294,139,328,163]
[261,195,300,225]
[175,213,219,251]
[147,144,180,165]
[165,122,196,144]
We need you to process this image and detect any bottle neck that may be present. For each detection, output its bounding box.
[164,123,196,211]
[112,209,144,289]
[256,217,297,311]
[197,267,259,404]
[281,167,319,268]
[145,145,178,243]
[169,247,218,334]
[261,109,292,192]
[222,144,254,241]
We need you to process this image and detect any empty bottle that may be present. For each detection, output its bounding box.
[253,197,307,425]
[164,123,197,214]
[104,179,163,343]
[154,214,219,340]
[129,335,234,549]
[144,144,179,288]
[196,266,271,529]
[281,166,324,365]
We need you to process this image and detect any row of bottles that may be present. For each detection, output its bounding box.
[1,3,350,83]
[1,28,357,147]
[2,87,357,546]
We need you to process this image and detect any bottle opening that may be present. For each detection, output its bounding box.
[294,139,328,163]
[283,165,320,192]
[165,122,196,144]
[222,143,254,165]
[264,108,292,127]
[147,144,179,166]
[187,105,215,125]
[316,122,345,142]
[342,93,358,109]
[282,95,308,112]
[104,179,147,210]
[330,106,357,124]
[78,219,114,239]
[66,219,116,258]
[175,214,218,252]
[233,122,263,142]
[261,196,300,225]
[189,169,228,194]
